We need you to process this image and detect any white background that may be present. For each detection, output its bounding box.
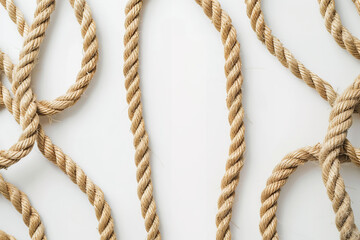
[0,0,360,239]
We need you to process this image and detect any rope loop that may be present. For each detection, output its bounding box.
[246,0,360,239]
[0,0,98,169]
[318,76,360,239]
[260,139,360,240]
[0,0,117,239]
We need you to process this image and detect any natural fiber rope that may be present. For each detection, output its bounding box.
[0,174,46,240]
[123,0,245,239]
[0,0,99,116]
[0,0,116,239]
[318,0,360,59]
[260,140,360,240]
[245,0,360,238]
[245,0,360,112]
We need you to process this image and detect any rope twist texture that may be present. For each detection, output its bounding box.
[0,0,117,239]
[124,0,245,239]
[245,0,360,238]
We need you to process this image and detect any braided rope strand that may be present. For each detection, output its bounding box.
[0,0,55,169]
[246,0,344,110]
[0,0,29,36]
[0,64,117,240]
[260,141,360,240]
[318,78,360,239]
[124,1,161,239]
[246,0,360,238]
[0,0,117,238]
[0,0,99,116]
[318,0,360,59]
[124,0,245,239]
[195,1,245,239]
[0,174,46,240]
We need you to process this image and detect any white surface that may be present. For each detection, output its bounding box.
[0,0,360,239]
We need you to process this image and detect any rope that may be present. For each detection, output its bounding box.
[123,0,245,239]
[0,0,116,239]
[0,0,99,116]
[318,0,360,59]
[0,174,46,240]
[245,0,360,238]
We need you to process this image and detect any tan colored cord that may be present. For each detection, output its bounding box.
[0,174,46,240]
[246,0,355,110]
[0,0,99,116]
[0,0,116,239]
[318,0,360,59]
[245,0,360,239]
[260,140,360,240]
[123,0,245,239]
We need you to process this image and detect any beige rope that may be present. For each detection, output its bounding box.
[319,78,360,239]
[260,76,360,240]
[246,0,360,239]
[260,140,360,240]
[0,230,16,240]
[0,174,46,240]
[0,0,55,170]
[124,0,245,239]
[246,0,353,110]
[318,0,360,59]
[0,0,99,116]
[0,0,116,239]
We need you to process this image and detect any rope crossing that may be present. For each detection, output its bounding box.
[0,0,116,239]
[0,0,359,239]
[246,0,360,239]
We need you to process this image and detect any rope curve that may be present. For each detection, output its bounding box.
[0,0,55,169]
[0,0,99,116]
[260,140,360,240]
[246,0,357,111]
[318,77,360,239]
[0,174,46,240]
[246,0,360,238]
[0,0,117,239]
[124,0,244,239]
[318,0,360,59]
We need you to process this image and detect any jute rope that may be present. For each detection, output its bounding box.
[0,0,116,239]
[245,0,360,238]
[318,0,360,59]
[0,174,46,240]
[123,0,245,239]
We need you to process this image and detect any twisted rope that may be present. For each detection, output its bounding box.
[0,0,116,239]
[246,0,358,111]
[260,140,360,240]
[0,174,46,240]
[0,0,99,116]
[123,1,168,239]
[246,0,360,238]
[318,0,360,59]
[124,0,244,239]
[319,78,360,239]
[0,0,55,169]
[194,1,245,239]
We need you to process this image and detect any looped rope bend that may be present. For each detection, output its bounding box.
[0,0,117,239]
[245,0,360,238]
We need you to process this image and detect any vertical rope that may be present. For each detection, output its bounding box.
[124,0,245,239]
